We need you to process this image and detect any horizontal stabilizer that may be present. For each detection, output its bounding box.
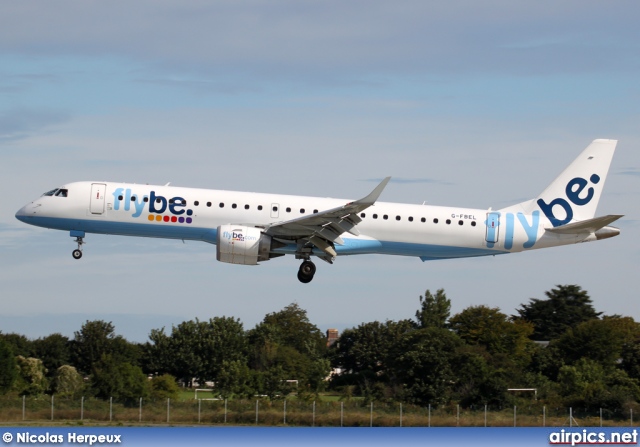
[545,215,623,234]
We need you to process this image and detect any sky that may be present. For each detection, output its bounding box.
[1,0,639,342]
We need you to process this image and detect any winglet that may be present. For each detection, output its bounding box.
[353,177,391,206]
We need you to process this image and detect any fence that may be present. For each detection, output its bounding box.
[0,396,637,427]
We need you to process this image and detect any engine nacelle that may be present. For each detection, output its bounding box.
[216,225,273,265]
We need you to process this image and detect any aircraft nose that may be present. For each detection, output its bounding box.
[15,203,37,223]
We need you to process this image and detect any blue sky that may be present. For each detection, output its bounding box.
[1,0,639,342]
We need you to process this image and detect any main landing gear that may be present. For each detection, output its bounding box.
[297,260,316,283]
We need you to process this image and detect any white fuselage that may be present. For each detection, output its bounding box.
[15,181,588,262]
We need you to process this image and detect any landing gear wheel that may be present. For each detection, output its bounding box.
[297,260,316,283]
[72,236,85,260]
[297,271,313,283]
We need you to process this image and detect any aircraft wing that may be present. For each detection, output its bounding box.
[260,177,391,262]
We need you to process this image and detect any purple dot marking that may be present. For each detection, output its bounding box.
[179,217,185,223]
[186,217,192,224]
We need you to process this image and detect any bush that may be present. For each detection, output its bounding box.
[150,374,180,400]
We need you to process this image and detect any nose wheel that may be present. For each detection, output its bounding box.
[72,237,84,260]
[297,260,316,283]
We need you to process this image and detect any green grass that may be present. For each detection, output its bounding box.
[1,394,636,427]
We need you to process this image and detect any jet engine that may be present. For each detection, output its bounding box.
[216,225,277,265]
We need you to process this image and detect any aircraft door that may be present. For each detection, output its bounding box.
[90,183,107,214]
[485,212,500,244]
[270,203,279,219]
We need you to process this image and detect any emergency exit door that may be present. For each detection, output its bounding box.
[90,183,106,214]
[485,212,500,244]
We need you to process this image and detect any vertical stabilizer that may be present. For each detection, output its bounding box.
[504,139,617,227]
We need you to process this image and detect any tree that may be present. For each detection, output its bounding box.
[553,317,637,367]
[53,365,84,399]
[0,338,17,394]
[147,316,247,386]
[450,347,509,407]
[558,358,640,411]
[33,333,71,376]
[621,336,640,380]
[415,289,450,329]
[216,360,252,399]
[14,356,48,396]
[91,354,150,404]
[450,305,534,365]
[71,320,139,375]
[0,333,34,357]
[515,285,601,340]
[260,303,326,356]
[388,327,463,406]
[330,320,413,382]
[150,374,180,400]
[248,303,330,392]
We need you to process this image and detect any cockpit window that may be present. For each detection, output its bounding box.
[42,188,68,197]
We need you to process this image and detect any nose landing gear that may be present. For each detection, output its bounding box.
[70,230,86,260]
[72,237,84,259]
[297,260,316,283]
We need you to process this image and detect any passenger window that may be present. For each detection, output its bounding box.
[300,208,305,214]
[144,197,149,203]
[408,217,413,222]
[458,220,464,225]
[194,201,199,206]
[245,204,250,210]
[421,217,426,223]
[396,216,401,221]
[232,204,237,209]
[206,202,211,207]
[433,218,439,224]
[258,205,263,210]
[118,195,124,200]
[131,196,136,201]
[313,209,318,214]
[273,206,278,212]
[219,203,224,208]
[286,207,291,212]
[360,213,366,218]
[373,214,378,219]
[471,221,477,227]
[446,219,451,224]
[383,215,388,220]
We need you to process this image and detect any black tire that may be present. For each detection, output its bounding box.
[72,249,83,260]
[297,271,313,283]
[299,260,316,277]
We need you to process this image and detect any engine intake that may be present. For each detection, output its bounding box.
[216,225,274,265]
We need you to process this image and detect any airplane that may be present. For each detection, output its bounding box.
[15,139,622,283]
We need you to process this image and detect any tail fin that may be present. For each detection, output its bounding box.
[503,139,618,227]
